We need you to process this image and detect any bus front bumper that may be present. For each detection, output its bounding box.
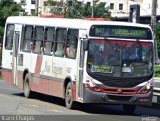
[83,88,153,106]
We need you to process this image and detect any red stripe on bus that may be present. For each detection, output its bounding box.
[87,86,150,95]
[73,83,76,101]
[34,55,42,74]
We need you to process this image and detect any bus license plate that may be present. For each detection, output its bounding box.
[122,67,131,72]
[152,95,157,103]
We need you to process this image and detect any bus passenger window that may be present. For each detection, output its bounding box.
[44,27,55,55]
[22,26,33,52]
[33,26,44,53]
[55,28,67,57]
[65,29,78,59]
[5,24,15,50]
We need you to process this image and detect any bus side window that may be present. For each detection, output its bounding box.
[55,28,67,57]
[65,29,78,59]
[22,25,33,52]
[5,24,15,50]
[44,27,55,55]
[33,26,44,53]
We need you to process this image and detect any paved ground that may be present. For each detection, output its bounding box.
[0,80,160,121]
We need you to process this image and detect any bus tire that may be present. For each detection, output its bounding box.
[65,82,76,109]
[122,104,136,114]
[24,73,32,98]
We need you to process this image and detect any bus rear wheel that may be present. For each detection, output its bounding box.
[65,82,76,109]
[24,73,32,98]
[122,104,136,114]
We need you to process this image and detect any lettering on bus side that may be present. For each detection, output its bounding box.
[52,65,62,75]
[42,61,62,75]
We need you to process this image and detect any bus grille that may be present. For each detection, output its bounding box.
[107,95,132,102]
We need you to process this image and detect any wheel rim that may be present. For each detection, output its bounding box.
[24,80,29,95]
[66,87,72,104]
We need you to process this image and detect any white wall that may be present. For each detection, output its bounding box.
[34,0,160,18]
[14,0,36,15]
[105,0,160,18]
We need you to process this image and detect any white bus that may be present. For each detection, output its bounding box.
[2,16,154,114]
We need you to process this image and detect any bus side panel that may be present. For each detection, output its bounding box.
[15,51,32,89]
[2,69,13,85]
[17,71,24,89]
[2,24,14,85]
[29,55,64,98]
[31,77,64,98]
[29,55,77,99]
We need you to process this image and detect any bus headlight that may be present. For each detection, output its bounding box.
[137,82,153,94]
[86,79,96,88]
[146,85,151,90]
[145,82,153,90]
[86,79,103,92]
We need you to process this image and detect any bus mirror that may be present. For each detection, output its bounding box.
[83,39,88,51]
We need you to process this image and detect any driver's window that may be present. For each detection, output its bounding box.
[65,29,78,59]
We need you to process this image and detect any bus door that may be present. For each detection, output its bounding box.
[12,24,22,85]
[76,30,87,101]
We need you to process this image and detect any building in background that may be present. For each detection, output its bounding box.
[14,0,36,15]
[104,0,160,23]
[13,0,160,23]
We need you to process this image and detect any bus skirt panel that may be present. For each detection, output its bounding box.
[83,88,153,106]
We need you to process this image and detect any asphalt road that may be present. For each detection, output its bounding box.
[0,80,160,121]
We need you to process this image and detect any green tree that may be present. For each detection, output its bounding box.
[45,0,111,19]
[156,24,160,57]
[0,0,21,42]
[94,1,111,18]
[66,0,111,19]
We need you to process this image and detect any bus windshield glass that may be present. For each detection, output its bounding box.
[87,39,153,78]
[89,25,152,40]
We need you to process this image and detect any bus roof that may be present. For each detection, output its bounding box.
[6,16,151,30]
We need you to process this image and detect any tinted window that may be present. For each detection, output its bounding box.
[55,28,67,57]
[5,24,15,50]
[66,29,78,59]
[22,26,33,52]
[44,27,55,55]
[32,26,44,53]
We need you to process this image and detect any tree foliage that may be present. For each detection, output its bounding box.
[46,0,111,19]
[156,24,160,57]
[0,0,21,40]
[65,0,111,19]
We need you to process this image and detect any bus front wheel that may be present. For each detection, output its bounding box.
[122,104,136,114]
[65,82,76,109]
[24,73,32,98]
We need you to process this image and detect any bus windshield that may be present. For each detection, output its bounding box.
[89,25,152,40]
[87,39,153,78]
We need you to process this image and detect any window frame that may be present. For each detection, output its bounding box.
[43,27,55,56]
[110,3,114,10]
[65,29,79,59]
[119,3,123,10]
[32,26,44,54]
[31,0,35,4]
[5,24,15,50]
[22,25,34,53]
[54,28,67,57]
[31,9,35,14]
